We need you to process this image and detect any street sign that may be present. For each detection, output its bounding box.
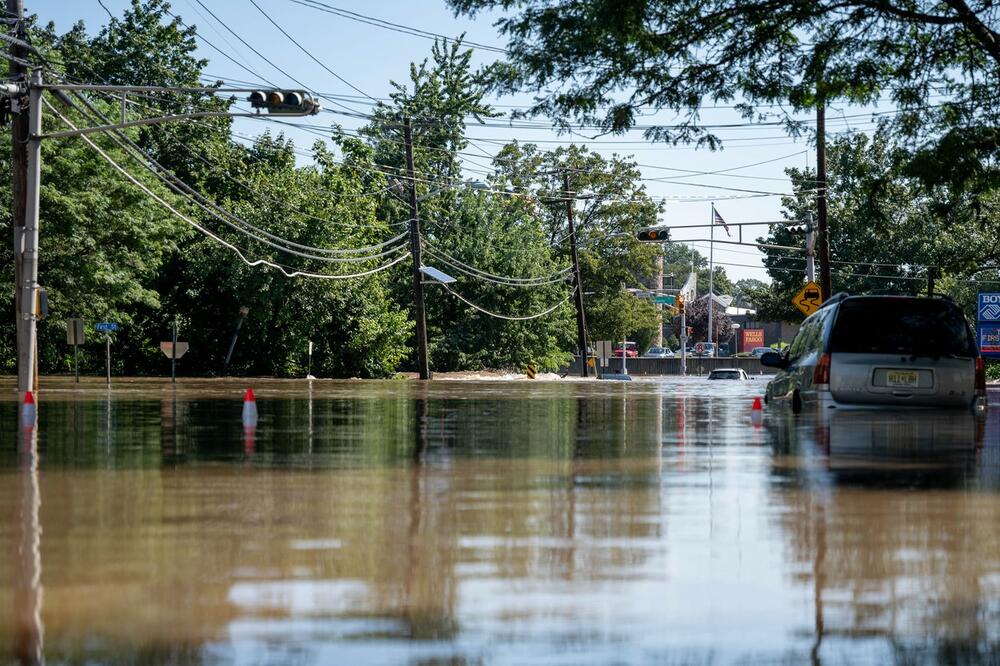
[694,342,705,354]
[978,323,1000,357]
[160,342,189,359]
[66,318,85,345]
[525,363,537,379]
[978,292,1000,322]
[791,281,823,317]
[654,295,676,305]
[95,322,118,332]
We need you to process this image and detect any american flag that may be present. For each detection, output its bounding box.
[713,206,731,237]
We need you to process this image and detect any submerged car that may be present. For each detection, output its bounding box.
[643,346,675,358]
[761,294,987,414]
[707,368,750,380]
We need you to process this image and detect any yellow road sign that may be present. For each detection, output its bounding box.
[792,281,823,317]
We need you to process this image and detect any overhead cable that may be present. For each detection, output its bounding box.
[439,283,573,321]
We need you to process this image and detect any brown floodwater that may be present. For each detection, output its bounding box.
[1,376,998,665]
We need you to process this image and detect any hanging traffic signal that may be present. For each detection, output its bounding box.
[248,89,321,116]
[676,294,684,314]
[636,227,668,242]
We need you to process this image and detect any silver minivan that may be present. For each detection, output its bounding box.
[761,295,988,413]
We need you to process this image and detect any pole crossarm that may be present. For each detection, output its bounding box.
[38,111,291,140]
[40,84,259,94]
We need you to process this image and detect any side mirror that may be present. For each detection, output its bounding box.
[760,351,788,369]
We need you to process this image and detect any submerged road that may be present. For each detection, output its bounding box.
[1,377,998,664]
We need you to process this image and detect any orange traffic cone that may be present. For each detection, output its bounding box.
[21,390,37,428]
[750,396,763,427]
[242,388,258,428]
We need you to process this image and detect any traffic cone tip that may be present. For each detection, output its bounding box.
[244,388,255,402]
[23,390,35,405]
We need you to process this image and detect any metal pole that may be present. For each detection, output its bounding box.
[223,307,248,372]
[816,98,832,300]
[74,342,78,383]
[403,117,430,380]
[171,320,177,383]
[105,334,110,386]
[9,0,27,393]
[805,211,816,283]
[708,203,715,357]
[17,68,41,396]
[622,336,627,375]
[564,172,590,378]
[655,250,664,347]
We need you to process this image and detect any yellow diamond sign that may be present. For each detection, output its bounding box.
[792,281,823,317]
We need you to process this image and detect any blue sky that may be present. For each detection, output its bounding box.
[40,0,862,286]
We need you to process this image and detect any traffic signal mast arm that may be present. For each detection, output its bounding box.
[38,85,320,140]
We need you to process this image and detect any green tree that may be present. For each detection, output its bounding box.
[449,0,1000,193]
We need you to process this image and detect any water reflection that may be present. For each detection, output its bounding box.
[768,408,1000,663]
[13,424,43,665]
[0,378,996,663]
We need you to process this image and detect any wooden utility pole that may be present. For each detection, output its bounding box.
[403,117,430,380]
[564,172,590,377]
[8,0,28,391]
[816,97,832,300]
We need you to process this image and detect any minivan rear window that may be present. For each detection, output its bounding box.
[830,298,976,357]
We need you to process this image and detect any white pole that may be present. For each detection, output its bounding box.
[708,203,715,358]
[17,69,41,396]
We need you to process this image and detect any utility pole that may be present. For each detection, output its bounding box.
[17,68,41,396]
[403,117,430,380]
[816,95,832,300]
[805,211,816,283]
[564,172,590,378]
[8,0,28,394]
[708,203,715,357]
[655,250,664,348]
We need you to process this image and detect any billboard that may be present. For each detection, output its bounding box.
[977,293,1000,358]
[979,323,1000,356]
[742,328,765,351]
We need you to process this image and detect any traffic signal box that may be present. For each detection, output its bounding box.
[636,228,667,242]
[248,90,321,115]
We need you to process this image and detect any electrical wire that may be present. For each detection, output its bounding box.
[46,99,411,279]
[439,283,573,321]
[422,244,572,287]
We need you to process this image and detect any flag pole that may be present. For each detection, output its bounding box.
[708,203,715,357]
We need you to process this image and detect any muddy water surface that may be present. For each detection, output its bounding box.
[1,377,998,664]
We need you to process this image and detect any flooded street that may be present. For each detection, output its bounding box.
[1,377,998,664]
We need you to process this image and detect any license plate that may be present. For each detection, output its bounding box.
[886,370,919,387]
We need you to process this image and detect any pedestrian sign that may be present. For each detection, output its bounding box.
[791,281,823,317]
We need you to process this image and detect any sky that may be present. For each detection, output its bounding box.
[39,0,885,287]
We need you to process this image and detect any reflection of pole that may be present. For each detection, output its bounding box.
[564,172,590,378]
[105,333,111,386]
[15,424,43,664]
[810,501,827,665]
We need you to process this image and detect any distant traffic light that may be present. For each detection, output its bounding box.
[636,227,668,242]
[248,89,321,116]
[676,294,684,315]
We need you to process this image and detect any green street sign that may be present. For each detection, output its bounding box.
[655,295,676,305]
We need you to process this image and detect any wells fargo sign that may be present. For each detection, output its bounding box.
[741,328,765,351]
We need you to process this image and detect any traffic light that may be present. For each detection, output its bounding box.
[248,89,320,116]
[636,227,668,242]
[676,294,684,315]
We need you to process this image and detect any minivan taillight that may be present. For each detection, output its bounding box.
[814,353,831,386]
[976,357,986,395]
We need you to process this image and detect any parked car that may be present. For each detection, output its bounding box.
[707,368,751,380]
[612,342,639,358]
[643,346,674,358]
[761,294,988,414]
[751,347,771,358]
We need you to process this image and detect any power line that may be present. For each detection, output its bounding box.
[46,99,411,280]
[439,283,573,321]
